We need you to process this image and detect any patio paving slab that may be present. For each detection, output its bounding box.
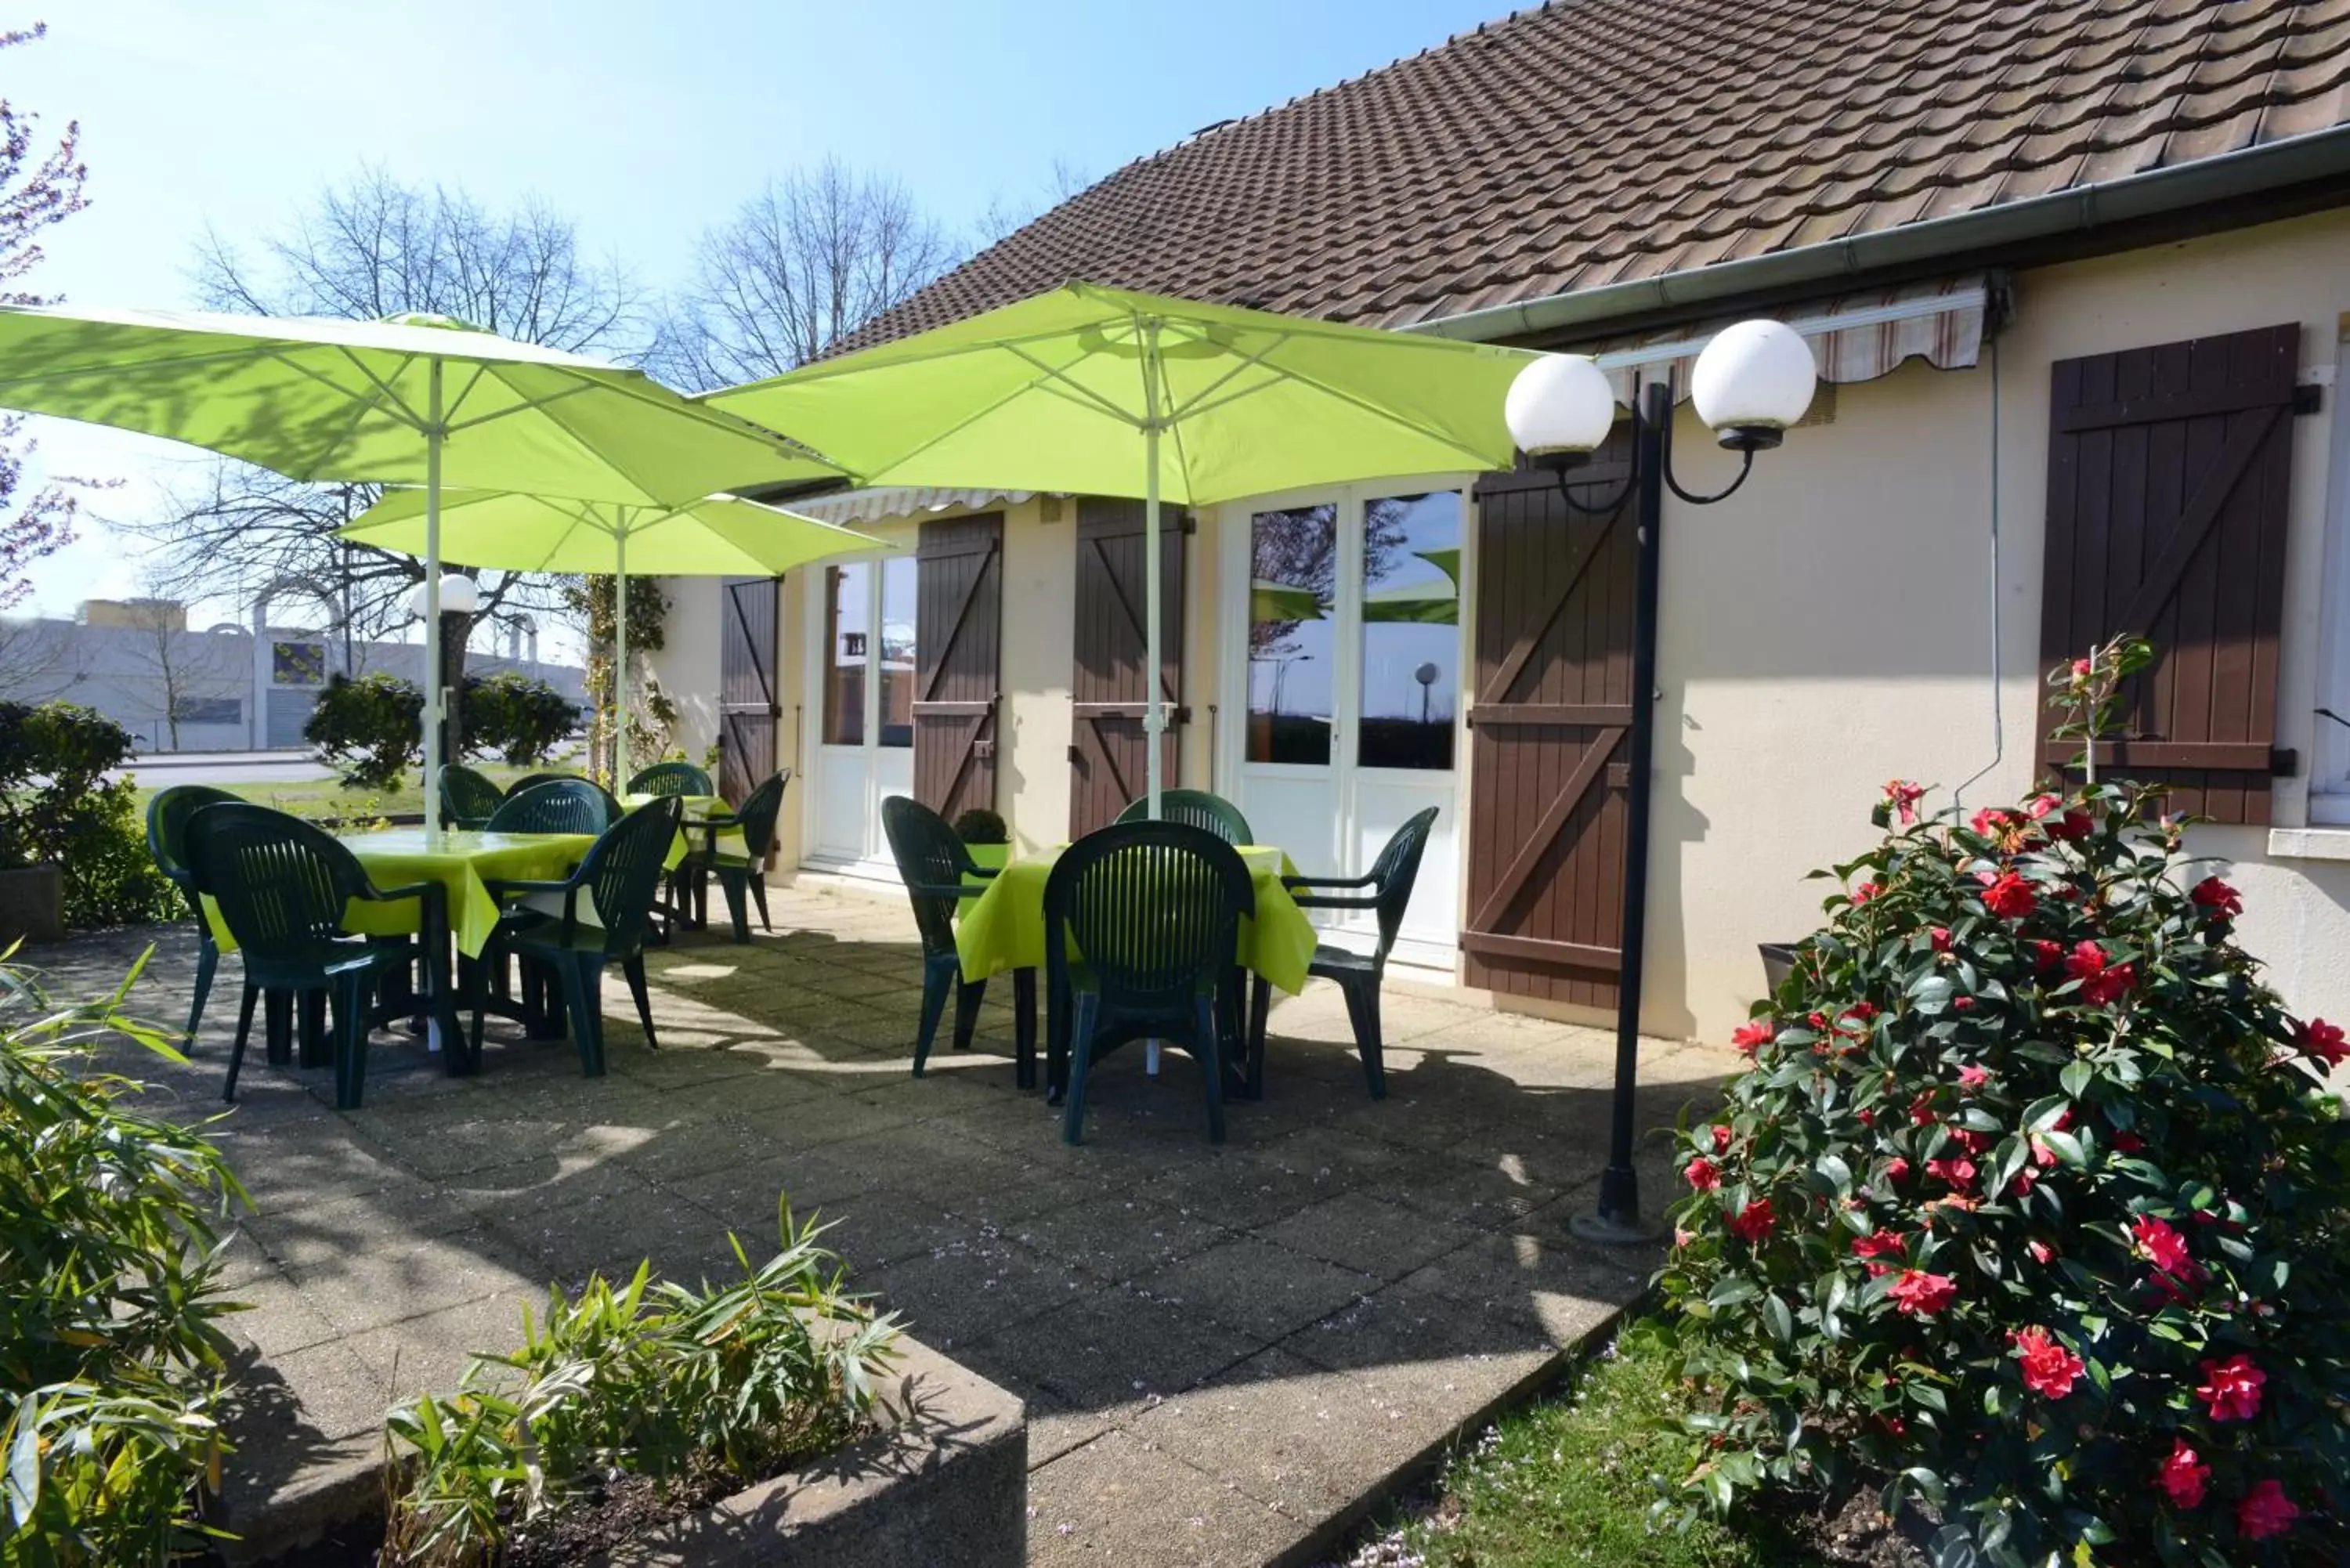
[29,883,1734,1566]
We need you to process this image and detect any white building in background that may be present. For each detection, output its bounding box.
[0,595,584,753]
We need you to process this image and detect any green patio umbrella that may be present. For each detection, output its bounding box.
[0,304,841,830]
[709,282,1531,815]
[342,488,888,783]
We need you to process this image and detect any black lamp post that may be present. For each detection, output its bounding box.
[1503,320,1817,1244]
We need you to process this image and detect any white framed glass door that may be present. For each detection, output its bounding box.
[804,555,916,876]
[1220,482,1467,970]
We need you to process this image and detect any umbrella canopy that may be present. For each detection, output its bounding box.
[0,304,844,829]
[710,282,1532,811]
[342,488,888,781]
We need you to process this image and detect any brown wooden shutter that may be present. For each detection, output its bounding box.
[913,513,1003,822]
[1462,442,1639,1007]
[2038,323,2301,824]
[717,575,779,806]
[1068,497,1186,838]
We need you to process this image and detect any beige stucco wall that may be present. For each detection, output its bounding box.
[649,576,723,768]
[1643,204,2350,1044]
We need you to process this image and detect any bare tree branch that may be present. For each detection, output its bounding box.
[649,157,960,391]
[972,157,1094,250]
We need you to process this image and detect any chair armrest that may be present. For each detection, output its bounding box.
[964,862,1000,880]
[481,875,579,902]
[356,879,438,905]
[1289,891,1380,911]
[1282,871,1379,891]
[907,879,974,901]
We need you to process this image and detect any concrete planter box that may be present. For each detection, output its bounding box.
[0,864,63,946]
[223,1331,1025,1568]
[604,1333,1026,1568]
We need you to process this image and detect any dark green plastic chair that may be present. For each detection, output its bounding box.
[146,784,240,1051]
[693,768,790,941]
[1115,789,1253,845]
[183,803,450,1110]
[880,795,1034,1089]
[512,770,580,793]
[1046,820,1253,1144]
[472,797,682,1077]
[1248,807,1439,1101]
[439,764,506,829]
[627,761,713,797]
[485,778,613,836]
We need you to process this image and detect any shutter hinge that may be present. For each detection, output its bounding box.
[2294,384,2325,417]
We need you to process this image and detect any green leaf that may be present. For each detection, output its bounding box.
[1813,1153,1853,1193]
[2039,1129,2087,1167]
[1763,1293,1794,1344]
[2059,1060,2093,1100]
[1708,1278,1761,1309]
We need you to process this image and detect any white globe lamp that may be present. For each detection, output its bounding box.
[406,573,481,618]
[1504,353,1617,468]
[1690,320,1817,451]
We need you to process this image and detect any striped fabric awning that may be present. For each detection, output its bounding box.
[788,486,1037,526]
[1582,273,2002,406]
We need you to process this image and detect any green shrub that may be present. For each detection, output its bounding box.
[303,671,424,790]
[0,700,175,928]
[952,807,1008,845]
[381,1201,899,1566]
[0,956,248,1564]
[464,672,580,767]
[1658,761,2350,1562]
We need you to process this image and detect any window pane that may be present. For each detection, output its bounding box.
[1246,504,1336,764]
[877,556,918,749]
[1359,493,1461,771]
[822,563,868,746]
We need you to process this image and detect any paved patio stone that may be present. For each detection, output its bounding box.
[27,886,1736,1566]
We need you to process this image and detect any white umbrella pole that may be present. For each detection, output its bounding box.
[1142,317,1164,822]
[613,525,629,790]
[422,359,445,844]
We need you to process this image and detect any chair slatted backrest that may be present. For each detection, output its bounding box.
[1114,789,1253,846]
[627,761,714,798]
[147,784,240,912]
[578,797,682,952]
[183,803,370,959]
[1046,820,1253,1015]
[881,795,974,959]
[486,779,613,836]
[1366,807,1441,962]
[732,769,790,860]
[440,764,506,828]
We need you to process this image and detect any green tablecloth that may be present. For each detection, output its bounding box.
[954,844,1318,995]
[204,828,597,959]
[621,792,739,860]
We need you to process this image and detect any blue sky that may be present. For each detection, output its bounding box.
[11,0,1506,623]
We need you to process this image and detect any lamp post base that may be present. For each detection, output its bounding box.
[1568,1165,1654,1247]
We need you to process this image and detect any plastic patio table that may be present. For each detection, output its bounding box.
[954,844,1318,994]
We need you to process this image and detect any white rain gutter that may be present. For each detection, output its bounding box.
[1405,124,2350,345]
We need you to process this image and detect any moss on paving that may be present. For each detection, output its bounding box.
[1368,1324,1807,1568]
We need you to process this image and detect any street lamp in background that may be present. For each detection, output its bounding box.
[407,572,480,826]
[1504,320,1815,1245]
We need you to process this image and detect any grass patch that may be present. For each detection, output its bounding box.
[124,763,545,822]
[1349,1321,1809,1568]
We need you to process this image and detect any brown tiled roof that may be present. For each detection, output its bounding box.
[840,0,2350,352]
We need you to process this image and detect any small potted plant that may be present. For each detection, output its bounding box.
[952,807,1010,890]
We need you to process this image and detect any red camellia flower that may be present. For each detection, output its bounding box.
[2297,1017,2348,1067]
[1882,1157,1911,1183]
[1711,1124,1732,1154]
[2026,1239,2052,1264]
[1887,1270,1957,1316]
[2044,804,2095,840]
[1979,870,2037,919]
[1728,1198,1776,1244]
[2195,1353,2265,1422]
[1969,806,2014,840]
[2009,1326,2084,1398]
[1730,1018,1773,1057]
[2130,1213,2193,1277]
[2029,938,2065,972]
[1925,1155,1977,1189]
[2157,1440,2210,1509]
[1958,1063,1990,1089]
[2114,1131,2146,1154]
[2064,941,2137,1006]
[2072,657,2094,677]
[2237,1479,2299,1541]
[2189,876,2243,920]
[1853,880,1882,905]
[1908,1089,1939,1125]
[1929,926,1951,952]
[1684,1156,1720,1192]
[1850,1230,1906,1260]
[1882,779,1926,825]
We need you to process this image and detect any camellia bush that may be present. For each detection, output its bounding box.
[1658,739,2350,1562]
[463,671,580,767]
[303,670,425,790]
[0,700,175,927]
